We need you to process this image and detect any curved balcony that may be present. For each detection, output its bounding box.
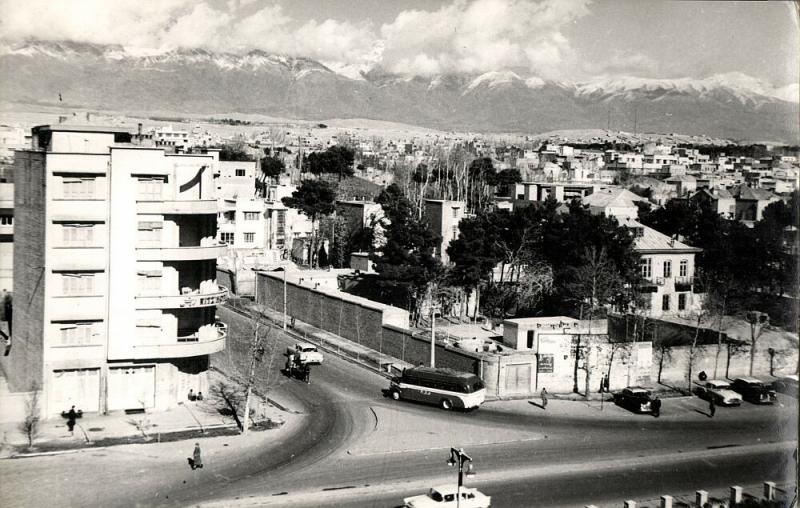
[137,200,217,215]
[135,287,228,310]
[137,242,228,261]
[130,322,227,359]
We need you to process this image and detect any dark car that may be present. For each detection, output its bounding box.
[772,375,798,398]
[730,377,777,404]
[613,387,655,414]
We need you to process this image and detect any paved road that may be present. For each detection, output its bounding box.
[1,305,796,508]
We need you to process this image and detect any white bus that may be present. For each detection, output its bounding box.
[388,367,486,410]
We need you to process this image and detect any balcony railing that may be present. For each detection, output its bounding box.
[129,322,227,359]
[135,287,228,310]
[136,241,228,261]
[638,279,658,293]
[674,276,694,291]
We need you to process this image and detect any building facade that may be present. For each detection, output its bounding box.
[425,199,466,266]
[3,125,227,416]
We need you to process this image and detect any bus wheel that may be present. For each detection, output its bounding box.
[390,390,401,401]
[440,399,452,410]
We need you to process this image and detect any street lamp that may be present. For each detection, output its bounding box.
[447,447,476,507]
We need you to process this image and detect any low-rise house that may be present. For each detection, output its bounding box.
[689,188,735,218]
[581,188,644,221]
[730,184,781,223]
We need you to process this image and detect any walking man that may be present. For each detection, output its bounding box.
[599,375,605,393]
[708,397,716,418]
[540,387,548,409]
[66,405,77,435]
[651,397,661,418]
[192,443,203,470]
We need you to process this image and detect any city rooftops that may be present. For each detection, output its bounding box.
[620,218,702,254]
[32,124,132,134]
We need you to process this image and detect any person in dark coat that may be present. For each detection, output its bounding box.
[67,406,77,435]
[599,375,605,393]
[540,388,548,409]
[708,397,716,418]
[192,443,203,469]
[651,397,661,418]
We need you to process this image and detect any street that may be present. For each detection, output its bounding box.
[1,305,796,508]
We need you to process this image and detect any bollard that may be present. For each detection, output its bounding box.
[763,481,776,501]
[623,501,636,508]
[660,495,673,508]
[696,490,708,507]
[730,486,743,504]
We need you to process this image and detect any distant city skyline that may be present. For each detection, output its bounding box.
[0,0,797,86]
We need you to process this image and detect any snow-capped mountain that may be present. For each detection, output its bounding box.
[0,40,797,142]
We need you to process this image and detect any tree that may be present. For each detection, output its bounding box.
[261,155,285,182]
[373,184,443,323]
[282,179,337,267]
[745,311,769,376]
[216,140,253,162]
[241,310,277,435]
[306,146,355,181]
[493,168,522,197]
[19,384,40,449]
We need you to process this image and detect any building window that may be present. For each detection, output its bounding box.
[662,294,670,311]
[678,293,687,311]
[452,207,459,218]
[137,221,162,246]
[663,260,672,278]
[220,232,234,244]
[243,212,259,221]
[60,272,96,296]
[243,232,255,243]
[679,259,688,277]
[136,176,167,200]
[276,210,286,236]
[452,225,458,240]
[640,258,652,279]
[235,169,246,177]
[61,223,95,246]
[57,321,98,345]
[62,176,96,199]
[0,215,12,225]
[137,271,162,294]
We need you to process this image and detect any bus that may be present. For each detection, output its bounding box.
[388,367,486,410]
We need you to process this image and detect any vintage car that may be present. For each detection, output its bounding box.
[403,485,491,508]
[693,379,743,406]
[772,375,799,398]
[731,377,777,404]
[285,342,323,365]
[612,387,655,414]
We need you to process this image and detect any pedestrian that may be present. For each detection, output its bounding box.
[540,388,548,409]
[66,405,77,435]
[708,397,716,418]
[290,316,296,328]
[651,397,661,418]
[603,376,610,393]
[196,391,203,401]
[187,389,195,402]
[192,443,203,469]
[599,375,605,393]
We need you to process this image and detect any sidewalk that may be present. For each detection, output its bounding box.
[0,370,297,459]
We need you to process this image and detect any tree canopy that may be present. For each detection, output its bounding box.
[306,145,355,180]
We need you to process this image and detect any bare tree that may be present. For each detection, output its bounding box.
[686,310,709,391]
[19,384,41,449]
[745,311,770,376]
[242,309,280,435]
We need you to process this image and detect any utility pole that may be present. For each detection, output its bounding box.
[430,304,436,368]
[282,267,287,331]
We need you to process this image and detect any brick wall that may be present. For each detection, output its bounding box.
[1,152,46,392]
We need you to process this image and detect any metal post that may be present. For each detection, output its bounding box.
[431,307,436,368]
[730,486,743,505]
[282,267,287,331]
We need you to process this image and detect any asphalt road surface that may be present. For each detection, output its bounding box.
[1,305,796,508]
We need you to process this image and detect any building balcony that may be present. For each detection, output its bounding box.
[49,295,106,320]
[137,199,217,215]
[129,322,227,359]
[638,279,659,293]
[135,286,228,310]
[50,199,107,221]
[674,276,694,292]
[136,241,228,261]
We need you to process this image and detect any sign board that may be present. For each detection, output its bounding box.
[538,354,554,373]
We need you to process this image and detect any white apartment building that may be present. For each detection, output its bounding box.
[3,125,227,416]
[425,199,466,266]
[0,182,12,292]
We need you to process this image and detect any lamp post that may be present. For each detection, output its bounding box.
[768,347,776,376]
[447,447,476,508]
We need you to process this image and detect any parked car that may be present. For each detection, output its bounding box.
[772,375,798,398]
[730,377,777,404]
[403,485,491,508]
[693,379,743,406]
[285,342,323,365]
[612,387,655,414]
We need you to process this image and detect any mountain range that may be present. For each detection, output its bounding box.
[1,40,798,143]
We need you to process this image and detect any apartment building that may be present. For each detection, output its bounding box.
[0,182,12,292]
[425,199,466,266]
[3,125,227,416]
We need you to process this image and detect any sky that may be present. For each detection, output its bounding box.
[0,0,797,86]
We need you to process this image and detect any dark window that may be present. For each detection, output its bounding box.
[662,294,670,311]
[678,293,686,310]
[527,330,535,349]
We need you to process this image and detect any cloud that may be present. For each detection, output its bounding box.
[581,50,660,78]
[378,0,592,77]
[0,0,592,78]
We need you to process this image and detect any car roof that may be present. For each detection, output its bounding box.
[297,342,316,349]
[783,374,799,381]
[432,485,462,494]
[707,379,731,385]
[735,377,763,383]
